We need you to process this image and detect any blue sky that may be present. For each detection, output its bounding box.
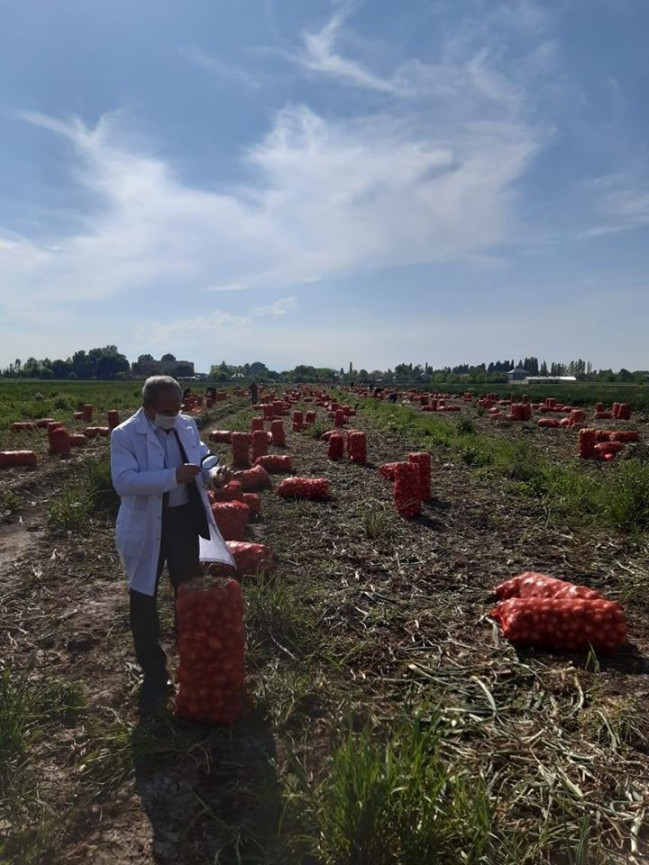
[1,0,648,372]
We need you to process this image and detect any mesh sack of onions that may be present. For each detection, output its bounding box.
[209,480,244,504]
[232,464,272,492]
[254,454,293,473]
[210,500,250,541]
[408,452,431,501]
[209,430,233,444]
[242,492,262,516]
[328,433,344,461]
[348,431,367,464]
[175,576,247,725]
[226,541,273,575]
[270,420,286,446]
[490,597,627,653]
[277,477,330,500]
[251,429,269,462]
[394,462,421,519]
[379,462,400,481]
[494,572,603,601]
[231,432,252,468]
[579,428,597,459]
[0,451,37,469]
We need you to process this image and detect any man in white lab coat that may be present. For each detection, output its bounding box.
[110,375,235,708]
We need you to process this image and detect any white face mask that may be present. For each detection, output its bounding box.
[153,413,178,431]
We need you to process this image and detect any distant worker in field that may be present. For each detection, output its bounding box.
[249,380,259,405]
[110,375,235,712]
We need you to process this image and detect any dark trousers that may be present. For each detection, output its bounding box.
[129,503,202,682]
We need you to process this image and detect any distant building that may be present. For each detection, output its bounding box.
[524,376,577,384]
[131,358,195,378]
[507,367,529,383]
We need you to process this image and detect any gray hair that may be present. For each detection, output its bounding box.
[141,375,183,406]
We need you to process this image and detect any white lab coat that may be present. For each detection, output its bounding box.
[110,408,235,595]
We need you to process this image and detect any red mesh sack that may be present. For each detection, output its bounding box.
[175,577,246,725]
[251,430,269,462]
[277,477,330,500]
[35,418,55,428]
[305,411,317,425]
[226,541,273,575]
[69,434,88,447]
[250,417,264,432]
[594,441,624,461]
[379,462,400,481]
[232,463,272,491]
[348,431,367,464]
[210,500,250,540]
[209,480,244,503]
[334,410,346,428]
[408,452,431,501]
[328,433,344,461]
[594,411,613,420]
[490,597,627,653]
[0,451,37,469]
[569,409,586,427]
[320,430,338,441]
[82,404,93,423]
[242,492,262,516]
[107,410,120,430]
[270,420,286,446]
[579,428,597,459]
[209,430,233,444]
[254,454,293,473]
[292,411,304,426]
[494,572,603,601]
[231,432,252,468]
[394,462,421,519]
[610,430,640,443]
[617,403,631,421]
[49,428,71,455]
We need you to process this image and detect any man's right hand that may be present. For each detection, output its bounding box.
[176,463,201,484]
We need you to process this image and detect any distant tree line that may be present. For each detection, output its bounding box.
[211,358,648,385]
[1,348,646,384]
[1,346,130,380]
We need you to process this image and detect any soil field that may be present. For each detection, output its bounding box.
[1,385,648,865]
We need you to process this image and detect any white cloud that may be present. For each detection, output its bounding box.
[0,95,541,314]
[138,296,297,348]
[297,6,401,94]
[583,170,649,237]
[250,296,297,317]
[180,45,264,90]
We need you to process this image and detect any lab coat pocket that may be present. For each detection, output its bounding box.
[116,508,147,558]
